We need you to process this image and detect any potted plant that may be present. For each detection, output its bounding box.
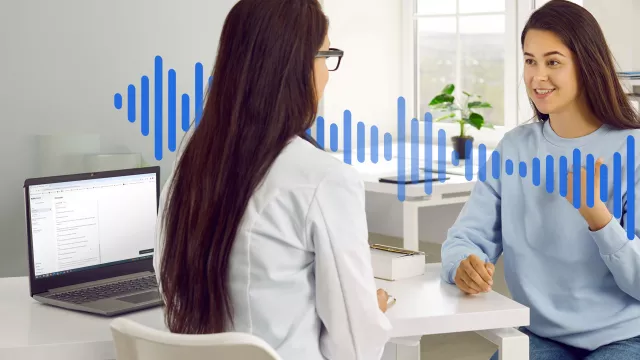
[428,84,493,160]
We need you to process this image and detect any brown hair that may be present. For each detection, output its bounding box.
[159,0,328,334]
[521,0,640,128]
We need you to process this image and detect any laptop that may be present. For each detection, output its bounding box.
[23,166,163,316]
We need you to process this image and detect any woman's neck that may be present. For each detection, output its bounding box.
[548,96,602,138]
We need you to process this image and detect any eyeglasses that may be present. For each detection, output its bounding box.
[316,48,344,71]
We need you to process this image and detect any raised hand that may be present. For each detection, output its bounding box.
[566,158,613,231]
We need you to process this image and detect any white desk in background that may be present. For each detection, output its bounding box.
[331,143,486,251]
[0,263,529,360]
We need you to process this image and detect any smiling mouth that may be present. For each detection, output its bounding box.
[535,88,555,95]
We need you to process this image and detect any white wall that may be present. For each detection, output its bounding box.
[0,0,237,277]
[319,0,404,147]
[583,0,635,71]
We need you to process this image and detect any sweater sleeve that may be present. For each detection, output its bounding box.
[440,142,505,284]
[588,164,640,301]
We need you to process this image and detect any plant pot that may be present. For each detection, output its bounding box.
[452,136,474,160]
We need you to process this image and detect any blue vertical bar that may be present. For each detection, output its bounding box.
[141,76,149,136]
[532,158,540,186]
[371,126,379,164]
[397,98,406,201]
[344,111,352,165]
[559,156,568,197]
[491,151,500,179]
[465,139,473,181]
[195,62,203,126]
[168,69,177,152]
[451,150,459,166]
[572,149,581,209]
[519,161,527,178]
[384,133,392,160]
[411,119,419,182]
[357,121,365,163]
[627,135,635,239]
[330,124,338,152]
[478,144,486,182]
[316,116,325,149]
[505,160,514,175]
[438,129,446,182]
[154,56,163,160]
[600,164,609,202]
[614,152,622,218]
[424,112,433,195]
[181,94,190,131]
[546,155,554,193]
[114,93,122,109]
[127,85,136,123]
[586,154,595,208]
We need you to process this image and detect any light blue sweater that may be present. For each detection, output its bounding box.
[441,120,640,350]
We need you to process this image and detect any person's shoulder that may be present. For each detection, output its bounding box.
[601,125,640,159]
[605,125,640,140]
[267,136,361,191]
[502,121,543,141]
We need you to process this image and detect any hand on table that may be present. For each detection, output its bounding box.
[454,254,494,295]
[377,288,390,313]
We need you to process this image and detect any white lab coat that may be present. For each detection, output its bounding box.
[154,133,392,360]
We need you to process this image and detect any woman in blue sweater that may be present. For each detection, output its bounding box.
[440,1,640,359]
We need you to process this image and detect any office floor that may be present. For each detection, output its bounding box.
[368,233,512,360]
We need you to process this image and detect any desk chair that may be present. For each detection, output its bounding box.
[110,318,282,360]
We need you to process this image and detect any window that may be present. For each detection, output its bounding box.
[402,0,584,146]
[402,0,518,147]
[413,0,510,126]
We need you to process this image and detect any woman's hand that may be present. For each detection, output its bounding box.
[454,254,494,295]
[377,288,389,313]
[566,158,613,231]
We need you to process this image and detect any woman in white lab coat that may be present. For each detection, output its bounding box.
[153,0,392,359]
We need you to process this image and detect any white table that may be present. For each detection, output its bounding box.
[332,143,483,251]
[0,263,529,360]
[0,276,165,359]
[377,263,529,360]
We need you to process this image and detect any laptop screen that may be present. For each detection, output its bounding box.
[27,172,158,279]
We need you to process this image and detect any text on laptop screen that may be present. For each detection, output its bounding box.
[28,173,157,278]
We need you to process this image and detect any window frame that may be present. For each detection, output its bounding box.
[403,0,522,149]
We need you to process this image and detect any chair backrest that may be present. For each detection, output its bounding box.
[110,318,283,360]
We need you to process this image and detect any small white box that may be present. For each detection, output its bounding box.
[370,244,426,281]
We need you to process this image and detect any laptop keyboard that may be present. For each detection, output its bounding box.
[47,275,158,304]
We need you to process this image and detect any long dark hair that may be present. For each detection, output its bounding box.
[159,0,328,334]
[521,0,640,128]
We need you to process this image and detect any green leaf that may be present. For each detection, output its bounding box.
[441,84,455,95]
[466,112,484,130]
[429,93,455,106]
[468,101,492,109]
[435,113,456,122]
[462,91,472,97]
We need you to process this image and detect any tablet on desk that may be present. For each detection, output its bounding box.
[379,172,449,184]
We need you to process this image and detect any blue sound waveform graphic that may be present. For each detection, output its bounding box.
[304,97,636,241]
[114,56,212,161]
[115,57,634,240]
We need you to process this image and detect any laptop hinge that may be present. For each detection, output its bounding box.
[46,271,155,294]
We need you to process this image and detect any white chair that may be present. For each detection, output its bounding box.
[110,317,283,360]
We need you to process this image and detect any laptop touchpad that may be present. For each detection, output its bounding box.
[117,291,159,304]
